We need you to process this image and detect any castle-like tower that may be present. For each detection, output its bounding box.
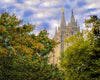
[49,9,80,64]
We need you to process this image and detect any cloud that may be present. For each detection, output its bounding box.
[40,0,63,7]
[34,8,61,19]
[47,20,59,38]
[24,0,40,6]
[84,3,100,9]
[1,0,15,3]
[0,0,100,39]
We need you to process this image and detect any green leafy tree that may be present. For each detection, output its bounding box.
[85,15,100,80]
[0,12,64,80]
[60,15,100,80]
[60,33,92,80]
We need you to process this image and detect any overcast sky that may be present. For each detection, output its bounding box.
[0,0,100,38]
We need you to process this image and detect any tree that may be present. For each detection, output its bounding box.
[0,12,64,80]
[85,15,100,80]
[60,33,92,80]
[60,15,100,80]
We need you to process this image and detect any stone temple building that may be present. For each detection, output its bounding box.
[49,8,80,64]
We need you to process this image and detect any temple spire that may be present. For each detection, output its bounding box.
[55,27,57,35]
[62,8,64,12]
[60,8,66,52]
[60,8,66,27]
[72,9,73,16]
[71,9,75,23]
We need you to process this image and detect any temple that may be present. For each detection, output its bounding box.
[49,8,80,64]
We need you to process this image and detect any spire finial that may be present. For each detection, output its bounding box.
[71,9,73,15]
[71,9,75,23]
[62,8,64,12]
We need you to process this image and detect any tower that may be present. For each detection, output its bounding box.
[71,9,75,23]
[49,9,80,64]
[60,8,67,52]
[67,10,80,36]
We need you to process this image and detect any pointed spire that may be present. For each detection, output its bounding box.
[62,8,64,13]
[60,8,66,52]
[71,9,75,23]
[55,27,57,34]
[72,9,73,16]
[60,8,66,27]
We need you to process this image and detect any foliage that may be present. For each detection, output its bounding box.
[0,12,64,80]
[85,15,100,80]
[64,32,84,44]
[0,12,57,59]
[85,15,100,41]
[0,55,64,80]
[60,15,100,80]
